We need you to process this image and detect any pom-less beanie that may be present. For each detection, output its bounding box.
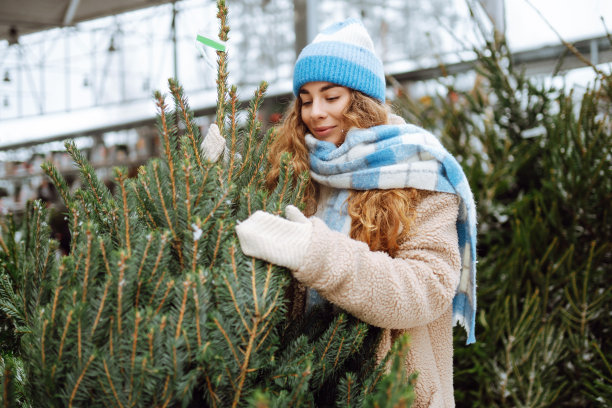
[293,18,386,103]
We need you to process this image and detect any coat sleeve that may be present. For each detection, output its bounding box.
[293,191,461,330]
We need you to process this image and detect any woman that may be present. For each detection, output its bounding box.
[214,18,477,408]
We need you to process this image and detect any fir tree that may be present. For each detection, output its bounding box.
[0,1,414,406]
[392,24,611,407]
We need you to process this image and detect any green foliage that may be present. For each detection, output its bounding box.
[362,334,416,408]
[393,30,611,407]
[0,1,414,406]
[0,353,29,408]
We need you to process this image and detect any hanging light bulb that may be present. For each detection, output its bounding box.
[108,36,117,52]
[3,71,10,83]
[3,96,9,107]
[83,75,90,87]
[8,26,18,46]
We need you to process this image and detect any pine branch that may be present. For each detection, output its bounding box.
[150,161,184,269]
[67,353,95,408]
[363,334,415,408]
[192,162,215,209]
[41,161,73,208]
[89,276,112,339]
[114,168,132,257]
[270,153,296,214]
[226,85,239,182]
[232,312,261,408]
[221,275,250,333]
[81,226,93,302]
[102,359,124,408]
[182,160,193,227]
[74,190,94,225]
[154,92,179,211]
[130,181,157,229]
[244,128,274,192]
[215,0,230,133]
[212,317,241,367]
[116,251,128,336]
[64,140,119,239]
[237,82,267,178]
[169,79,204,169]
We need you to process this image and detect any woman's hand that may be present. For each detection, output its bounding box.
[235,205,312,270]
[201,123,225,163]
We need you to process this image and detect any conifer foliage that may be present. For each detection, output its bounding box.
[0,1,414,407]
[393,28,611,407]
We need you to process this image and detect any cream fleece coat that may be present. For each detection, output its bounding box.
[292,189,461,408]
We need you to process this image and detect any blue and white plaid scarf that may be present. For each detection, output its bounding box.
[306,124,477,344]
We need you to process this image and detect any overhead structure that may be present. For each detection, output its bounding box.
[0,0,611,215]
[1,0,611,149]
[0,0,178,43]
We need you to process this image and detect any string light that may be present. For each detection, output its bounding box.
[108,36,117,52]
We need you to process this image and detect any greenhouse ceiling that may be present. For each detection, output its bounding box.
[0,0,178,43]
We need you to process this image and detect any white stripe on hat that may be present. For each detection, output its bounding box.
[311,19,376,53]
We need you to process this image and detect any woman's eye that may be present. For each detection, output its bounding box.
[302,100,312,106]
[326,96,339,102]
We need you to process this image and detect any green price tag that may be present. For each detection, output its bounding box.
[196,34,226,52]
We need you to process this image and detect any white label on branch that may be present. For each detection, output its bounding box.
[192,223,203,241]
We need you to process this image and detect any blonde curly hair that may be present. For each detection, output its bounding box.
[266,89,420,256]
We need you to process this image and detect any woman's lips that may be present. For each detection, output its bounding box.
[314,126,335,137]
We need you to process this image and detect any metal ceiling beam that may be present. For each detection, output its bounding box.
[294,0,318,57]
[0,0,179,42]
[391,35,611,82]
[63,0,82,26]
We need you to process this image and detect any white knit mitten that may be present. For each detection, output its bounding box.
[201,123,226,163]
[235,205,312,270]
[388,113,406,125]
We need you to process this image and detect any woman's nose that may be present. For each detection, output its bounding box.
[311,99,326,118]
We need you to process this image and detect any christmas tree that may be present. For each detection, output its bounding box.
[0,1,414,407]
[392,24,611,406]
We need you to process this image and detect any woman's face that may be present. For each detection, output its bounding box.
[299,81,351,146]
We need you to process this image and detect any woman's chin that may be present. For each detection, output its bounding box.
[314,133,343,146]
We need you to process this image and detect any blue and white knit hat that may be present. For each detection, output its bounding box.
[293,18,386,103]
